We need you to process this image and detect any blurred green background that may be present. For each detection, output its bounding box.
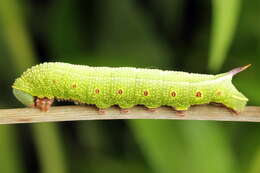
[0,0,259,172]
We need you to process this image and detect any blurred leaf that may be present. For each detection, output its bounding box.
[32,123,68,173]
[130,120,187,173]
[48,0,83,57]
[236,123,260,173]
[0,1,67,173]
[95,0,172,67]
[0,125,25,173]
[0,0,36,72]
[150,0,183,30]
[209,0,241,72]
[250,150,260,173]
[84,157,149,173]
[180,121,237,173]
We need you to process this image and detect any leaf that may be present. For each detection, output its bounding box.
[130,120,188,173]
[209,0,241,72]
[0,0,36,72]
[0,126,25,173]
[180,121,237,173]
[32,123,68,173]
[0,1,67,173]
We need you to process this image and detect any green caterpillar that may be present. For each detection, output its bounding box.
[12,62,250,113]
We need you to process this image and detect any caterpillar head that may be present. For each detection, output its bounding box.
[12,71,35,107]
[13,88,34,107]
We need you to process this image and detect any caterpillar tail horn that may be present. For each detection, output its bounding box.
[228,64,251,76]
[220,64,251,112]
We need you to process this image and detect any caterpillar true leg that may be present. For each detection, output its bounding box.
[35,97,54,112]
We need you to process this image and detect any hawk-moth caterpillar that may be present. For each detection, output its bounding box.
[12,62,250,113]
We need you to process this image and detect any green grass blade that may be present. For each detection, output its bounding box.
[130,120,187,173]
[250,151,260,173]
[0,0,36,72]
[0,125,25,173]
[180,121,237,173]
[209,0,241,71]
[0,1,67,172]
[32,123,68,173]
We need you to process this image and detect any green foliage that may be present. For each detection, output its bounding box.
[0,0,36,72]
[130,120,187,173]
[209,0,241,72]
[180,121,237,173]
[32,123,68,173]
[0,126,24,173]
[0,1,67,173]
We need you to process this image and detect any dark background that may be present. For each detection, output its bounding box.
[0,0,259,173]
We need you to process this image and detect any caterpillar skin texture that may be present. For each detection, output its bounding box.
[12,62,250,112]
